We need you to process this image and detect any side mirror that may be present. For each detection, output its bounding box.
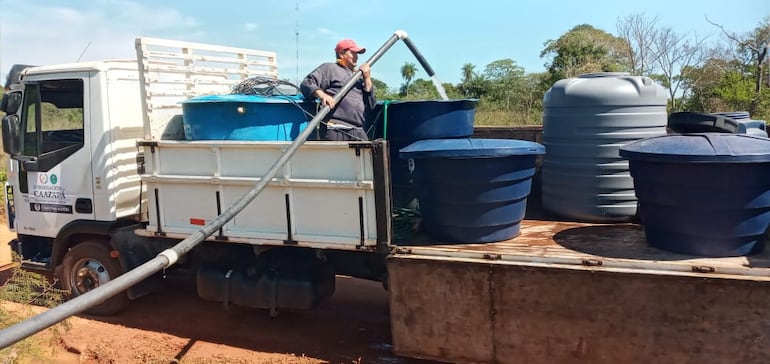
[2,114,20,155]
[0,91,22,115]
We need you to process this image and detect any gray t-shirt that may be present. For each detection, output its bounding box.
[300,62,376,128]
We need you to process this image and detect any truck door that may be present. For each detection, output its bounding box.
[10,76,94,237]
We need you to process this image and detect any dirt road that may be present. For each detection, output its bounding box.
[0,223,440,363]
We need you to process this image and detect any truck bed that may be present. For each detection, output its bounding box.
[395,219,770,281]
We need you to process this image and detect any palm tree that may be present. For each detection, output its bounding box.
[400,62,417,97]
[461,63,475,84]
[460,63,477,97]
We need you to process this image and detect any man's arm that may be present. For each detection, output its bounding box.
[301,64,337,108]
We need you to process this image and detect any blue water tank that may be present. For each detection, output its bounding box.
[399,138,545,243]
[181,94,308,141]
[739,120,768,137]
[371,99,477,187]
[712,112,768,137]
[620,133,770,256]
[541,72,668,222]
[667,111,743,133]
[667,111,768,138]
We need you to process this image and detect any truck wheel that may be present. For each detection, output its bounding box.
[61,241,129,315]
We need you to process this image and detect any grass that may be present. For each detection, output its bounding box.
[0,262,70,363]
[474,110,543,126]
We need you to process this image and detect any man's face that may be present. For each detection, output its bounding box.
[340,49,359,69]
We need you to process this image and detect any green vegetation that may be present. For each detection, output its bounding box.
[0,264,69,363]
[373,15,770,125]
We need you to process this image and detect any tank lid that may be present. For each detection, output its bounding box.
[713,111,750,120]
[181,93,303,104]
[375,98,479,106]
[399,138,545,159]
[668,111,741,134]
[578,72,630,78]
[620,133,770,163]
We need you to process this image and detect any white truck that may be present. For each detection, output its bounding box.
[2,37,392,316]
[3,37,770,363]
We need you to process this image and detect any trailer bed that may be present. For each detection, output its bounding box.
[388,219,770,363]
[395,219,770,281]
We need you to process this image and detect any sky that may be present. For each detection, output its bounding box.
[0,0,767,91]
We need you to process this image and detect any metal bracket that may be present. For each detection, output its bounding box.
[283,194,297,245]
[136,140,158,154]
[692,265,716,273]
[348,141,375,156]
[582,259,603,266]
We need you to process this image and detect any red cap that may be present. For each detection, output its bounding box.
[335,39,366,54]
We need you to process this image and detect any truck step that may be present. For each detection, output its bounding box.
[20,260,50,273]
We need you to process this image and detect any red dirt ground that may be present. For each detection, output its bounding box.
[0,223,441,364]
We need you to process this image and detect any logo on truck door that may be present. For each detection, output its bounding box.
[28,171,73,214]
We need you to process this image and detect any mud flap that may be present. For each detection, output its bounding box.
[109,225,166,300]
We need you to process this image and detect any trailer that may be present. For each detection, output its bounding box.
[2,36,770,363]
[387,215,770,363]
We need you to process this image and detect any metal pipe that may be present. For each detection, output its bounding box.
[401,34,435,77]
[397,30,448,100]
[0,31,404,349]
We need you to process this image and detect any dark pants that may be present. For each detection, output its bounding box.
[321,126,369,141]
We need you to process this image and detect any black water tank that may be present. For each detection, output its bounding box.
[620,133,770,256]
[400,138,545,243]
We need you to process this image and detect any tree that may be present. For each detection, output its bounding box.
[652,27,709,111]
[518,73,549,116]
[400,62,417,97]
[459,63,484,98]
[459,75,490,99]
[707,15,770,115]
[441,82,462,100]
[482,59,525,111]
[405,79,439,100]
[540,24,627,85]
[616,13,661,76]
[679,57,733,112]
[461,63,475,84]
[371,78,392,100]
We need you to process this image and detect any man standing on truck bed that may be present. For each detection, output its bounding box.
[301,39,375,141]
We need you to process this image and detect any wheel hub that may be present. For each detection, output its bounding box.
[72,258,110,294]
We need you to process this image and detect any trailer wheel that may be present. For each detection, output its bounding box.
[61,241,129,316]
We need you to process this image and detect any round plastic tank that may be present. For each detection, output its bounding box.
[668,111,768,138]
[712,112,767,137]
[181,94,308,141]
[541,72,668,222]
[371,99,477,190]
[620,133,770,257]
[667,111,742,134]
[739,120,768,138]
[399,138,545,243]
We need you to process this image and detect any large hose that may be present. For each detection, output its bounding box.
[0,30,413,349]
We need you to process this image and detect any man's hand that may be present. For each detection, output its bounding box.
[360,63,373,92]
[316,90,336,108]
[360,63,371,79]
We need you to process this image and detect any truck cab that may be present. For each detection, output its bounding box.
[2,61,145,271]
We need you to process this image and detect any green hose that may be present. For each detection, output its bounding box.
[382,99,391,140]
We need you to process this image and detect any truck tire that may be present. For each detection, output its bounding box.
[61,241,129,315]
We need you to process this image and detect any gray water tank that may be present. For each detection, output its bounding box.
[541,72,668,222]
